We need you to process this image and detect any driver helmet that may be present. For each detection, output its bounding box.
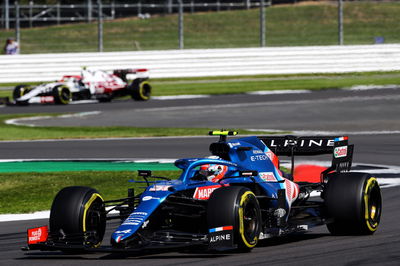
[199,164,228,183]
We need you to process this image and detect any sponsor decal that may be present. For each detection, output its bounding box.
[40,96,54,103]
[250,155,268,161]
[28,226,48,245]
[209,233,232,243]
[122,211,148,226]
[260,172,277,182]
[142,196,161,201]
[228,142,241,148]
[142,220,149,229]
[149,185,170,191]
[208,225,234,248]
[252,150,264,154]
[265,138,335,148]
[334,146,348,158]
[115,229,132,234]
[193,185,221,200]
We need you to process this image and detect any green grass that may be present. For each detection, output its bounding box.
[0,170,180,214]
[0,113,279,140]
[151,72,400,96]
[1,2,399,53]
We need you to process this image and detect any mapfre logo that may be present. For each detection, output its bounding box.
[334,146,348,158]
[193,185,222,200]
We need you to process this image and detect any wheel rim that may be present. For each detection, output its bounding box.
[83,194,106,247]
[140,82,151,99]
[243,202,258,240]
[364,178,381,231]
[60,87,71,103]
[239,191,260,247]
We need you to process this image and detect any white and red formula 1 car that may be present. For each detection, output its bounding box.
[12,68,151,105]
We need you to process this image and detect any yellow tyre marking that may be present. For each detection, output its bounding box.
[82,193,104,247]
[364,177,379,232]
[58,86,71,104]
[238,191,258,248]
[139,81,150,100]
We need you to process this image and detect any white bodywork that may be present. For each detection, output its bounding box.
[15,68,149,104]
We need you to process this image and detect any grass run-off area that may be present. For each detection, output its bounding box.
[0,71,399,98]
[0,170,180,214]
[0,2,399,53]
[0,113,278,140]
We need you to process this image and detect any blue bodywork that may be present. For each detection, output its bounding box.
[111,136,294,244]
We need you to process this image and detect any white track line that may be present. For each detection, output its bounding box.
[5,111,101,127]
[247,90,311,95]
[152,95,210,100]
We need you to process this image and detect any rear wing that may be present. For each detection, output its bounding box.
[260,135,354,174]
[260,135,338,156]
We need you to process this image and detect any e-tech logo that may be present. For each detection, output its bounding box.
[250,154,268,161]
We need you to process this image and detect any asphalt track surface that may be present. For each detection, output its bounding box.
[1,88,400,265]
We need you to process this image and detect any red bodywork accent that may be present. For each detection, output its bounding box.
[293,164,328,183]
[60,75,81,82]
[27,226,48,245]
[193,185,223,200]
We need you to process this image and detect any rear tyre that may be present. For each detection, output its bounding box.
[129,79,151,101]
[207,186,261,251]
[49,186,106,248]
[13,84,31,105]
[52,85,71,104]
[324,172,382,235]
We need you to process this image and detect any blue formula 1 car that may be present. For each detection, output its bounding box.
[24,131,382,253]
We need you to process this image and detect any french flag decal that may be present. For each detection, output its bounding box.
[209,226,233,233]
[334,136,348,142]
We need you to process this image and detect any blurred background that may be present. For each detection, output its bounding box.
[1,0,399,54]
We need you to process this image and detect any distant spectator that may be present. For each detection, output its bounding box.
[3,38,19,55]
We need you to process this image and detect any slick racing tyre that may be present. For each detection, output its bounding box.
[52,85,71,104]
[207,186,261,251]
[49,186,106,248]
[13,84,31,105]
[324,172,382,235]
[129,79,151,101]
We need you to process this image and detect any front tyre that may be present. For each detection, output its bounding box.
[129,79,151,101]
[49,186,106,248]
[52,85,71,104]
[13,84,31,105]
[324,172,382,235]
[207,186,261,251]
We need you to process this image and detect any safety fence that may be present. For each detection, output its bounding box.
[1,44,399,83]
[2,1,400,54]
